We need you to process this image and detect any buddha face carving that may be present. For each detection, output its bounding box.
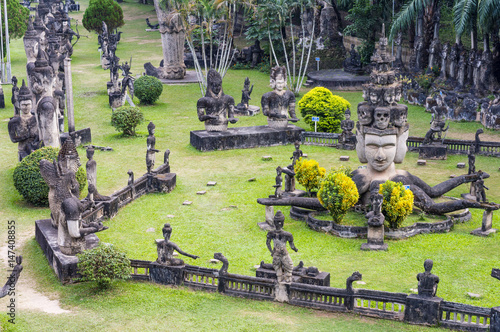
[384,88,394,105]
[369,90,379,104]
[358,104,373,126]
[365,133,397,172]
[20,100,32,116]
[374,107,390,130]
[275,76,286,92]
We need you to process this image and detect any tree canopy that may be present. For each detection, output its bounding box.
[1,0,29,39]
[83,0,124,34]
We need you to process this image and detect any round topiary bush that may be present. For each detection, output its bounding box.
[294,158,326,196]
[83,0,124,34]
[77,244,130,289]
[134,75,163,105]
[318,169,359,224]
[111,106,144,136]
[379,180,414,229]
[13,146,87,206]
[298,87,351,133]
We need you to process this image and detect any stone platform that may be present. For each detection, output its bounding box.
[190,125,305,152]
[60,127,92,147]
[35,219,99,284]
[419,144,447,160]
[306,69,370,90]
[159,71,200,85]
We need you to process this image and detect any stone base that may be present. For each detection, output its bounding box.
[471,209,496,236]
[190,125,304,152]
[149,263,184,285]
[256,267,330,287]
[275,283,289,302]
[60,128,92,147]
[404,294,442,326]
[491,307,500,332]
[151,173,176,193]
[158,71,200,85]
[35,219,99,284]
[471,228,497,236]
[234,105,260,116]
[360,242,388,251]
[306,69,370,90]
[419,144,447,160]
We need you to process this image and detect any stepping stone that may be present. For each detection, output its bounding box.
[340,156,349,161]
[207,181,217,186]
[302,153,308,158]
[457,162,466,168]
[248,177,256,182]
[197,191,207,195]
[262,156,272,161]
[355,281,366,285]
[209,259,220,264]
[145,228,155,233]
[449,174,456,178]
[182,201,192,205]
[467,292,481,299]
[417,160,427,166]
[166,215,175,218]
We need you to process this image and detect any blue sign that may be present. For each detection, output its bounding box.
[312,116,320,121]
[315,57,320,61]
[404,185,410,190]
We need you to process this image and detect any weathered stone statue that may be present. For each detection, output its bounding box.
[467,49,476,86]
[468,146,476,175]
[146,122,160,173]
[8,80,40,161]
[197,69,238,132]
[481,49,493,92]
[427,38,440,72]
[266,211,298,302]
[150,0,186,79]
[417,259,439,297]
[448,44,458,80]
[473,50,482,90]
[85,147,110,202]
[440,42,449,79]
[340,108,355,149]
[291,141,303,168]
[250,40,263,68]
[28,44,55,105]
[282,165,296,194]
[423,101,448,145]
[474,170,488,203]
[156,223,199,266]
[343,44,363,74]
[393,31,405,71]
[37,96,61,147]
[12,76,20,115]
[361,193,387,251]
[236,77,253,112]
[23,17,39,65]
[261,66,299,128]
[273,166,283,198]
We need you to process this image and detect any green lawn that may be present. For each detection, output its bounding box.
[0,1,499,331]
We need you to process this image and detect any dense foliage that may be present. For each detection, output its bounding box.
[379,180,414,229]
[13,147,86,206]
[294,158,326,195]
[77,244,130,289]
[1,0,29,56]
[298,87,351,133]
[111,106,144,136]
[83,0,124,34]
[134,75,163,105]
[318,169,359,224]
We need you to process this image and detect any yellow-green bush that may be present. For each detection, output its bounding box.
[294,158,326,195]
[379,181,414,229]
[318,170,359,224]
[298,87,351,133]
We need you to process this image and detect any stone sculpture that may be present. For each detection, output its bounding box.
[0,256,22,298]
[261,66,299,128]
[236,77,253,112]
[291,141,303,168]
[340,108,355,149]
[146,18,159,29]
[250,40,263,68]
[282,165,296,194]
[85,147,110,201]
[28,44,55,104]
[146,122,160,173]
[423,100,449,145]
[417,259,439,297]
[468,146,476,175]
[23,17,39,66]
[12,76,20,115]
[156,223,199,266]
[343,44,363,74]
[197,69,238,132]
[8,80,40,161]
[36,96,61,148]
[474,170,488,203]
[361,193,387,251]
[273,166,283,198]
[266,211,298,302]
[440,43,449,79]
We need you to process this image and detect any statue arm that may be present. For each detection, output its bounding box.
[67,219,82,238]
[261,94,270,116]
[172,243,199,259]
[288,235,298,252]
[266,234,273,256]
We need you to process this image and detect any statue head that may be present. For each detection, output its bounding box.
[424,259,433,273]
[148,121,156,135]
[384,87,394,105]
[244,77,250,88]
[273,211,285,231]
[369,87,381,105]
[86,146,95,160]
[362,86,369,101]
[270,66,287,91]
[12,76,18,86]
[390,104,408,128]
[23,17,39,63]
[357,103,373,126]
[62,196,81,222]
[373,107,390,130]
[294,140,301,150]
[276,166,282,175]
[394,85,402,102]
[30,44,54,95]
[162,223,172,241]
[18,80,33,116]
[58,138,81,173]
[345,108,351,120]
[364,130,398,172]
[206,69,222,96]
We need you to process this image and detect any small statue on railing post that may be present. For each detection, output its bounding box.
[291,141,303,168]
[266,211,298,302]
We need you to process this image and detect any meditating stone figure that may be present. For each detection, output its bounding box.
[197,69,238,132]
[417,259,439,297]
[266,211,298,302]
[156,223,199,266]
[261,66,299,128]
[12,76,20,115]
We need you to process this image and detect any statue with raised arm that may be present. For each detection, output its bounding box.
[197,69,238,132]
[156,223,199,266]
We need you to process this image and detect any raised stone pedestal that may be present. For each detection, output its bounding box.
[60,128,92,147]
[361,225,388,251]
[258,205,275,231]
[190,125,304,152]
[471,209,496,236]
[149,263,184,285]
[491,307,500,332]
[35,219,99,284]
[151,173,176,193]
[419,144,447,160]
[234,105,260,116]
[404,294,443,326]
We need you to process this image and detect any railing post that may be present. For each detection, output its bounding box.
[218,274,226,294]
[404,294,442,326]
[491,307,500,332]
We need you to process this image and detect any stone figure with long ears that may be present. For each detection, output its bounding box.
[36,96,60,148]
[156,223,199,266]
[146,122,160,173]
[197,69,238,132]
[261,66,299,128]
[85,147,110,202]
[8,80,41,161]
[24,17,39,66]
[236,77,253,111]
[266,211,298,302]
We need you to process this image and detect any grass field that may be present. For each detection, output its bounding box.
[0,1,499,331]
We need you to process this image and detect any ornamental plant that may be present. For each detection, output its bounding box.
[318,169,359,224]
[298,87,351,133]
[134,75,163,105]
[294,158,326,196]
[83,0,124,34]
[111,106,144,136]
[379,180,414,229]
[77,244,130,289]
[13,147,86,206]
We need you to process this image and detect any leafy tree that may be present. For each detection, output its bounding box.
[379,180,414,229]
[111,106,144,136]
[294,158,326,195]
[83,0,124,34]
[318,169,359,224]
[0,0,29,56]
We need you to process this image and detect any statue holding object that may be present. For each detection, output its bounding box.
[156,223,199,266]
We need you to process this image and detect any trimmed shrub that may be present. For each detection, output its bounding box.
[77,244,130,289]
[13,147,86,206]
[134,75,163,105]
[379,180,414,229]
[111,106,144,136]
[298,87,351,133]
[294,158,326,195]
[318,169,359,224]
[83,0,124,34]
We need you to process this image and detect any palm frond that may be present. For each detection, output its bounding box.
[453,0,477,37]
[389,0,430,41]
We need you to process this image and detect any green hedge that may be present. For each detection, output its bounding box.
[134,75,163,105]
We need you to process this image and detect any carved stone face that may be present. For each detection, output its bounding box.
[274,217,284,231]
[374,107,390,130]
[365,134,397,172]
[358,104,373,126]
[275,77,286,92]
[86,149,94,160]
[24,40,38,63]
[210,80,221,95]
[369,91,379,104]
[66,155,81,173]
[393,106,407,127]
[394,87,402,102]
[20,100,32,115]
[362,89,368,101]
[345,112,351,120]
[384,89,394,105]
